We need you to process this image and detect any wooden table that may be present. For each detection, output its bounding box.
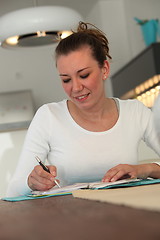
[0,195,160,240]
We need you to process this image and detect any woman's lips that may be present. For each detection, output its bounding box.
[74,93,90,101]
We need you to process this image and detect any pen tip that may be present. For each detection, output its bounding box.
[35,156,40,163]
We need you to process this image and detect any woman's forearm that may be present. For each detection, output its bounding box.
[137,163,160,179]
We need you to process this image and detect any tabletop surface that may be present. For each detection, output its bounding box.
[0,194,160,240]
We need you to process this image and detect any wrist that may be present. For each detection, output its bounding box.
[136,164,152,179]
[149,163,160,179]
[137,163,160,179]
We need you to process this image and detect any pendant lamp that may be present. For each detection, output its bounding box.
[0,6,82,48]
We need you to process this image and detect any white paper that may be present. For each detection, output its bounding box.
[30,178,140,196]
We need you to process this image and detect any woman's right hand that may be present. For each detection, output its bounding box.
[28,165,58,191]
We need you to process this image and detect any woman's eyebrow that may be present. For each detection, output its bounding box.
[77,67,90,73]
[59,67,90,77]
[59,73,69,77]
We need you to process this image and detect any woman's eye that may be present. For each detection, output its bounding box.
[80,73,89,79]
[62,78,71,83]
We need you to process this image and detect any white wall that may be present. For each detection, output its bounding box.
[85,0,132,97]
[0,130,27,197]
[0,45,65,109]
[124,0,160,58]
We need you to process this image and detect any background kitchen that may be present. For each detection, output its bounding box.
[0,0,160,197]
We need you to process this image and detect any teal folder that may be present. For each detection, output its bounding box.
[2,178,160,202]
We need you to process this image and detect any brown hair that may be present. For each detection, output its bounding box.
[55,21,112,67]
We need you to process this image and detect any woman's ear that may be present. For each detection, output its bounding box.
[102,60,110,80]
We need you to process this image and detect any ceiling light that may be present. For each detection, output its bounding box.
[0,6,82,48]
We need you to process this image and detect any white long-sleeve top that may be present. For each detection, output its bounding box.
[7,98,160,197]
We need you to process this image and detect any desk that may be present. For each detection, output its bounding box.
[0,195,160,240]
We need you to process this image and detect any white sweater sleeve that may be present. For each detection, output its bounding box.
[6,105,51,197]
[139,101,160,156]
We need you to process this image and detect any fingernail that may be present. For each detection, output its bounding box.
[102,178,109,182]
[51,171,56,177]
[111,178,115,182]
[50,177,55,181]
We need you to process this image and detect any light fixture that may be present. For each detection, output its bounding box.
[111,43,160,108]
[135,75,160,108]
[0,6,82,48]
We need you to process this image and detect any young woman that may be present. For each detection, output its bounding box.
[7,22,160,197]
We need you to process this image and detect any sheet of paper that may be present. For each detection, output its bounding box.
[89,178,140,189]
[31,182,89,196]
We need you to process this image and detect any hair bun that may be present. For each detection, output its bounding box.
[75,21,112,60]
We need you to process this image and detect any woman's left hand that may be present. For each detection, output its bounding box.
[102,164,148,182]
[102,163,160,182]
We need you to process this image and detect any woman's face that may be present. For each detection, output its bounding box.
[56,46,110,111]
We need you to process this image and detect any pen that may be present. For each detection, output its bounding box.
[35,156,61,188]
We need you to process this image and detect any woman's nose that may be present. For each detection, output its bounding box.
[72,78,83,92]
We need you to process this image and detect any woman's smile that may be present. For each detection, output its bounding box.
[74,93,90,101]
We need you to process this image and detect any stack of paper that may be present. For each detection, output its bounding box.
[30,178,140,196]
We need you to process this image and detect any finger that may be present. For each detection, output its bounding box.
[31,166,55,185]
[110,169,137,182]
[110,169,127,182]
[102,164,137,182]
[102,169,118,182]
[29,175,55,191]
[29,170,57,189]
[118,173,131,180]
[34,165,55,181]
[48,165,57,177]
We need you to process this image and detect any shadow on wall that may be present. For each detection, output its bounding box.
[0,130,27,198]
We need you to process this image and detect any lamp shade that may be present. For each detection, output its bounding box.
[0,6,82,48]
